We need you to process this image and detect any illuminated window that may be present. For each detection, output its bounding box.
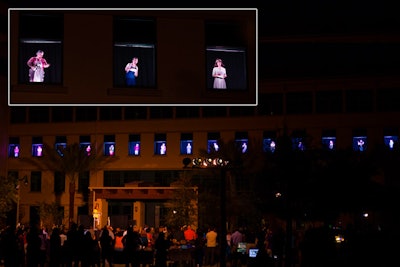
[292,130,306,151]
[263,131,276,153]
[207,132,220,153]
[180,133,193,155]
[104,135,116,156]
[79,135,91,156]
[18,12,63,84]
[383,127,398,151]
[113,17,156,88]
[32,136,43,157]
[128,134,141,156]
[8,137,20,158]
[235,131,248,154]
[321,129,336,151]
[352,129,367,152]
[154,133,167,155]
[205,20,250,91]
[55,135,67,156]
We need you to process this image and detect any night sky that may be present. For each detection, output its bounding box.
[3,1,400,80]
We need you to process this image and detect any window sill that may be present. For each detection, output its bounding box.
[107,87,161,97]
[11,84,69,94]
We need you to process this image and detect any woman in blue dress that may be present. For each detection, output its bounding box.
[125,57,139,86]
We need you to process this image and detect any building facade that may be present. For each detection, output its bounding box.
[1,6,400,230]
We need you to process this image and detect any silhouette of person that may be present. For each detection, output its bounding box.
[389,139,394,150]
[357,139,365,151]
[36,145,43,156]
[186,143,192,154]
[160,143,166,155]
[134,143,140,155]
[241,142,247,153]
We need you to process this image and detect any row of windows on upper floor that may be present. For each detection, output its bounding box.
[7,129,400,160]
[8,88,400,124]
[8,169,179,194]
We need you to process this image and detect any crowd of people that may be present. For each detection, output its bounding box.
[0,222,156,267]
[1,221,332,267]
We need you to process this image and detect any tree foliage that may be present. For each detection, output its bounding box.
[164,171,198,230]
[36,201,65,230]
[19,142,118,225]
[0,175,18,221]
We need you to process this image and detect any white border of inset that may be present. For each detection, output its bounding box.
[8,8,258,107]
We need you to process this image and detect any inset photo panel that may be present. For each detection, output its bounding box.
[9,8,257,106]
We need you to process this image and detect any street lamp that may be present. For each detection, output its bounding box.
[190,157,229,267]
[16,175,29,226]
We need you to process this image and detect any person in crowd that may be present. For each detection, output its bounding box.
[194,228,206,267]
[125,57,139,86]
[230,227,244,267]
[212,58,227,89]
[26,223,41,267]
[145,227,154,249]
[154,231,170,267]
[49,227,62,267]
[1,225,18,267]
[204,227,218,266]
[38,227,49,267]
[16,226,26,267]
[184,225,197,243]
[99,225,114,267]
[59,227,69,267]
[172,225,185,245]
[27,50,50,82]
[113,228,125,264]
[122,225,143,267]
[66,222,84,267]
[226,230,232,263]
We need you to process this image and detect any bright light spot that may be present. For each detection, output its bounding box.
[335,235,345,243]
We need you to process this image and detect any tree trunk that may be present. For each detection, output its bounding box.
[69,180,76,227]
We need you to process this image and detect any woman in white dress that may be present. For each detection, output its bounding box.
[212,58,227,89]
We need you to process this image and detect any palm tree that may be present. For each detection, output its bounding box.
[20,142,118,226]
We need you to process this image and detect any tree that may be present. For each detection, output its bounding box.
[196,137,267,230]
[164,171,198,230]
[20,142,118,226]
[0,174,18,227]
[36,201,64,230]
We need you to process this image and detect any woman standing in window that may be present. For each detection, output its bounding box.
[212,58,227,89]
[27,50,51,82]
[125,57,139,86]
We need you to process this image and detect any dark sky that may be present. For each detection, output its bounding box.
[5,1,399,36]
[4,1,400,79]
